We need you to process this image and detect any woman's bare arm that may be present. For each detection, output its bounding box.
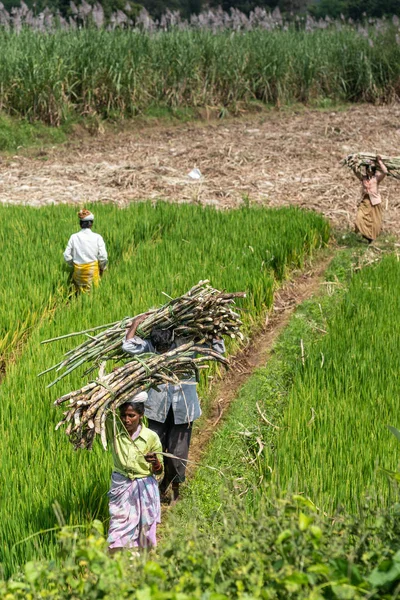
[125,313,149,340]
[376,155,388,183]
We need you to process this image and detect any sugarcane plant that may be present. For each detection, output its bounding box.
[39,281,246,388]
[55,341,229,450]
[342,153,400,179]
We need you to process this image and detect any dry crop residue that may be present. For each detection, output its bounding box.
[1,104,400,232]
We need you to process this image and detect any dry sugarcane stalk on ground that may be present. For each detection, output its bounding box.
[54,341,228,450]
[342,153,400,180]
[39,280,245,388]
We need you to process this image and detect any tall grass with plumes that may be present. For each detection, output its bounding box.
[274,255,400,512]
[0,202,328,575]
[0,25,399,125]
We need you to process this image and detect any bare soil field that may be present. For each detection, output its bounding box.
[1,104,399,232]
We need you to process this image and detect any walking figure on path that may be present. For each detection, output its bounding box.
[122,314,225,504]
[106,392,164,554]
[63,209,108,292]
[352,155,388,243]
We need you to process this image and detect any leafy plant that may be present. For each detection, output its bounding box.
[3,498,400,599]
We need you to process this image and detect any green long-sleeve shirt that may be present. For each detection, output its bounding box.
[106,417,164,482]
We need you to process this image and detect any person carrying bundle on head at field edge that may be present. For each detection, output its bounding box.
[352,155,388,243]
[106,391,164,555]
[122,315,225,504]
[63,209,108,292]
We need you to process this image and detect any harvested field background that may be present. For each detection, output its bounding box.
[1,104,400,232]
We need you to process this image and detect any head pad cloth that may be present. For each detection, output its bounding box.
[120,391,148,414]
[78,208,95,222]
[129,391,148,404]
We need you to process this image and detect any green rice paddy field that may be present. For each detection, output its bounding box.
[0,202,328,575]
[2,201,400,598]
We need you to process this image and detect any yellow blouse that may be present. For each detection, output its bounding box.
[106,417,164,482]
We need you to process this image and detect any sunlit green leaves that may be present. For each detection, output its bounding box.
[0,202,328,576]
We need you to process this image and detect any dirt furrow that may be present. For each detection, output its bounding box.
[188,250,333,470]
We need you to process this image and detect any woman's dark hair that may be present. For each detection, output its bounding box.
[119,401,145,416]
[80,220,93,229]
[150,326,174,350]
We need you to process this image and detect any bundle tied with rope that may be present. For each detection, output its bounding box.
[40,280,246,387]
[342,153,400,179]
[41,281,245,450]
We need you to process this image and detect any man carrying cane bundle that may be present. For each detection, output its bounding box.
[122,314,225,504]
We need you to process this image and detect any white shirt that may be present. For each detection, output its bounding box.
[63,229,108,269]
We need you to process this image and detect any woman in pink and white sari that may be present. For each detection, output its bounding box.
[106,392,164,553]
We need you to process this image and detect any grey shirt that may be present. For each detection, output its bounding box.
[122,335,225,424]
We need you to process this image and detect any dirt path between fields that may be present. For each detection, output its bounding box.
[1,104,400,233]
[186,250,333,475]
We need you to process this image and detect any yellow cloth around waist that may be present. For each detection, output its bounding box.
[72,261,100,292]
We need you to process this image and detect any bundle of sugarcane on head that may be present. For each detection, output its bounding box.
[43,281,245,505]
[55,340,228,451]
[41,280,245,387]
[341,152,398,243]
[342,153,400,180]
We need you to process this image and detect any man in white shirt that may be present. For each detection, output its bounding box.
[63,209,108,292]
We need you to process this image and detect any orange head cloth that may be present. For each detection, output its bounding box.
[78,209,94,221]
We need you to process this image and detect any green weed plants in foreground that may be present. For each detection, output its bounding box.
[3,500,400,599]
[0,26,399,125]
[0,202,328,576]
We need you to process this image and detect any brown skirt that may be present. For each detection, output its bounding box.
[355,197,383,241]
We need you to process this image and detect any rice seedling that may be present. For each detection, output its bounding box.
[0,202,328,576]
[274,255,400,512]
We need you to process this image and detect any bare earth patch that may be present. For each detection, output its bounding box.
[1,104,400,232]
